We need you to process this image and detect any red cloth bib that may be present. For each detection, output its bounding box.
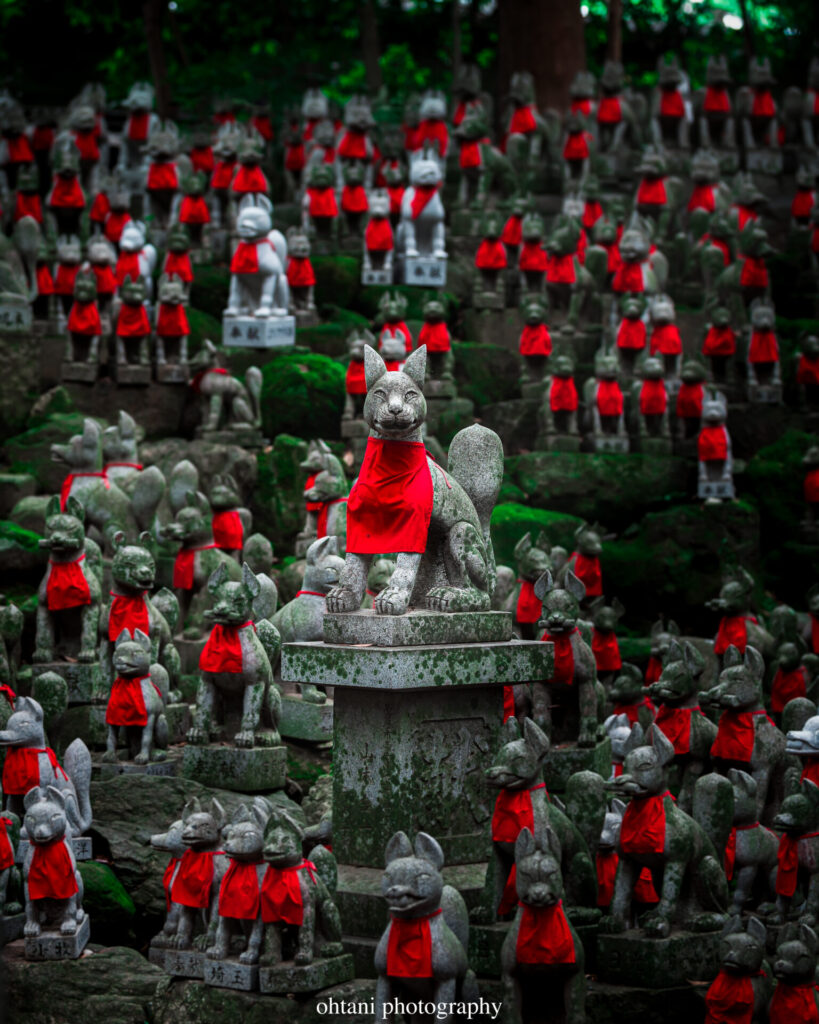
[346,439,433,555]
[156,303,189,337]
[749,330,778,364]
[31,126,55,151]
[2,746,67,795]
[459,139,483,169]
[620,792,669,854]
[179,195,210,224]
[660,90,685,118]
[802,759,819,785]
[219,859,262,920]
[67,300,102,336]
[617,318,646,350]
[0,685,15,707]
[805,469,819,504]
[649,324,682,356]
[770,983,819,1024]
[699,425,728,462]
[173,543,218,590]
[0,817,14,871]
[211,160,236,189]
[346,360,367,395]
[637,178,667,206]
[714,614,756,655]
[703,326,736,357]
[108,591,150,641]
[284,143,305,172]
[212,509,244,550]
[597,96,622,124]
[127,112,149,141]
[569,551,602,597]
[704,87,731,113]
[92,264,117,295]
[338,130,368,159]
[417,321,450,353]
[49,176,85,209]
[705,970,756,1024]
[519,324,552,357]
[74,130,99,162]
[147,162,178,191]
[418,119,449,156]
[171,848,220,908]
[776,832,807,897]
[640,379,667,415]
[164,250,194,283]
[365,218,393,252]
[550,376,578,412]
[563,132,590,161]
[508,106,537,134]
[491,783,547,842]
[230,239,271,275]
[676,382,704,418]
[751,90,775,118]
[772,666,807,713]
[116,303,150,337]
[740,258,769,290]
[592,628,621,671]
[654,705,696,755]
[252,115,273,141]
[232,164,268,194]
[6,133,33,163]
[793,190,816,219]
[612,261,645,293]
[724,822,762,880]
[596,849,619,907]
[711,709,767,762]
[688,184,716,213]
[14,191,42,223]
[645,655,663,685]
[261,860,315,925]
[547,253,577,284]
[316,497,346,539]
[307,187,338,218]
[190,146,214,174]
[612,697,654,726]
[597,379,624,416]
[475,239,507,269]
[28,838,78,900]
[388,186,405,215]
[582,201,603,231]
[515,579,542,624]
[502,215,522,246]
[386,909,442,977]
[200,621,253,674]
[701,234,731,266]
[37,263,54,296]
[516,900,576,965]
[47,555,91,611]
[540,628,578,685]
[104,211,131,243]
[519,241,548,272]
[571,98,592,116]
[503,686,516,723]
[798,356,819,386]
[60,470,107,510]
[106,675,151,727]
[342,184,369,214]
[410,185,438,219]
[116,251,141,285]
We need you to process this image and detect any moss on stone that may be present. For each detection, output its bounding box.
[312,255,361,311]
[254,434,309,551]
[187,307,223,354]
[78,860,136,920]
[297,310,369,358]
[189,264,230,319]
[358,283,459,321]
[259,351,345,440]
[491,503,584,567]
[27,385,75,428]
[452,342,521,409]
[4,412,106,491]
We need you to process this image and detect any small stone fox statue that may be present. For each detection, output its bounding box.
[327,345,504,616]
[704,915,772,1024]
[104,628,168,765]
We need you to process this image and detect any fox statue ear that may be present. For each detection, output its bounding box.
[402,345,427,388]
[364,345,387,390]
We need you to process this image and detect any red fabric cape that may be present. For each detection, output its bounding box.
[338,129,368,159]
[219,859,262,920]
[516,901,576,965]
[540,628,578,685]
[701,233,731,265]
[597,95,622,124]
[597,379,624,416]
[620,791,669,854]
[612,697,654,725]
[617,318,647,350]
[660,90,685,118]
[418,119,449,156]
[704,87,731,113]
[714,614,756,655]
[147,162,178,191]
[27,838,78,900]
[388,186,405,215]
[711,709,768,762]
[749,330,779,364]
[592,628,621,670]
[156,303,189,337]
[342,184,369,214]
[0,818,14,872]
[232,164,268,194]
[508,106,537,134]
[346,439,433,555]
[31,126,55,151]
[769,983,819,1024]
[200,621,254,674]
[688,184,716,213]
[654,705,697,755]
[92,263,117,295]
[211,160,236,189]
[563,132,590,161]
[519,324,552,357]
[519,241,549,272]
[676,382,704,418]
[179,195,210,224]
[491,783,547,842]
[67,300,102,336]
[645,655,663,685]
[104,211,131,243]
[772,666,807,713]
[2,746,67,795]
[418,321,450,353]
[386,909,442,977]
[409,185,438,220]
[230,239,271,275]
[106,675,151,727]
[212,509,244,550]
[740,257,769,289]
[346,360,367,395]
[650,324,682,356]
[171,848,220,908]
[475,240,507,270]
[704,970,756,1024]
[515,579,542,624]
[640,379,667,415]
[612,261,645,293]
[365,218,394,252]
[547,253,577,284]
[164,250,194,283]
[801,759,819,785]
[637,178,667,206]
[501,214,522,246]
[108,591,150,641]
[36,263,54,296]
[14,191,42,223]
[751,90,775,118]
[459,139,483,169]
[793,190,816,219]
[127,112,149,141]
[571,98,592,115]
[703,326,736,357]
[699,426,729,463]
[569,551,602,597]
[89,192,111,221]
[47,555,91,611]
[116,251,141,285]
[503,686,516,723]
[805,469,819,504]
[260,860,316,925]
[596,849,618,907]
[74,129,99,161]
[797,356,819,386]
[6,133,33,162]
[582,201,604,231]
[307,187,338,218]
[117,303,150,337]
[49,176,85,209]
[284,143,305,171]
[252,115,274,140]
[173,543,218,589]
[550,376,578,412]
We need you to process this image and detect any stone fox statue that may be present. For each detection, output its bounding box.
[326,345,504,616]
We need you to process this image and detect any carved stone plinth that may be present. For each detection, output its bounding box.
[115,364,152,386]
[163,948,205,978]
[698,479,735,500]
[543,738,612,793]
[204,956,259,991]
[31,661,106,705]
[155,364,190,384]
[181,744,287,792]
[0,301,33,333]
[97,757,177,779]
[597,928,721,988]
[323,609,513,647]
[592,434,630,453]
[24,913,89,960]
[746,149,783,175]
[279,693,333,743]
[222,314,295,349]
[165,702,192,743]
[473,291,505,311]
[401,256,447,288]
[747,382,782,404]
[61,361,98,384]
[0,913,25,947]
[361,268,392,286]
[148,944,165,966]
[258,954,355,994]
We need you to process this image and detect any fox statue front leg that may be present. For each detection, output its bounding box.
[326,552,370,612]
[375,552,422,616]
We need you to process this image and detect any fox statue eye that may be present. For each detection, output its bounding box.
[373,389,386,400]
[405,391,418,400]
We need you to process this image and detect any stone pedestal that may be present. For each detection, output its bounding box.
[591,434,630,454]
[400,255,447,288]
[294,309,320,328]
[61,361,98,384]
[473,291,505,311]
[698,479,735,501]
[24,913,90,960]
[31,661,106,705]
[0,913,25,947]
[115,364,152,386]
[544,738,612,793]
[155,363,190,384]
[520,380,548,402]
[640,437,673,457]
[204,957,259,991]
[181,744,287,792]
[222,314,296,349]
[16,835,92,864]
[539,434,582,453]
[279,693,333,743]
[163,948,206,978]
[747,382,782,404]
[361,268,392,286]
[0,300,33,333]
[96,755,178,780]
[258,954,355,994]
[597,928,721,988]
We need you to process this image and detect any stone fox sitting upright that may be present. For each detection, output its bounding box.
[326,345,504,615]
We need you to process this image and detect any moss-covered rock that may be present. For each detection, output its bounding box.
[189,264,230,319]
[187,307,223,353]
[254,434,309,552]
[0,519,44,576]
[297,309,369,358]
[260,351,345,440]
[4,412,106,492]
[27,385,75,428]
[312,254,361,312]
[452,342,521,409]
[491,503,584,567]
[10,494,56,537]
[0,332,45,443]
[77,861,136,945]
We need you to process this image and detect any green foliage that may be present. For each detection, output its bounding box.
[259,351,345,442]
[452,342,520,409]
[491,502,584,567]
[189,265,230,321]
[0,520,41,552]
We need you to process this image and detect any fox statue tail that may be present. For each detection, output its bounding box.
[447,423,504,570]
[245,366,263,429]
[63,738,93,834]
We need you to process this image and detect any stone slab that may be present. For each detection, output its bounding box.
[541,435,583,452]
[593,435,630,453]
[155,364,190,384]
[280,693,333,743]
[469,921,509,978]
[0,913,24,947]
[361,268,392,286]
[747,383,782,404]
[258,954,355,994]
[181,744,287,792]
[194,428,267,449]
[473,292,505,311]
[341,934,379,980]
[31,661,106,705]
[698,480,735,500]
[401,255,447,288]
[24,913,89,960]
[640,438,673,456]
[282,639,551,690]
[222,314,296,349]
[97,758,177,779]
[322,610,514,648]
[164,948,206,978]
[115,365,152,386]
[148,944,166,966]
[61,362,98,383]
[203,957,259,991]
[0,301,33,333]
[544,738,612,793]
[520,381,548,402]
[597,928,721,988]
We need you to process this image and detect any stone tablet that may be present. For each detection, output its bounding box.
[24,914,90,961]
[222,314,295,349]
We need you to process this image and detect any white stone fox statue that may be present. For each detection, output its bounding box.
[326,345,503,616]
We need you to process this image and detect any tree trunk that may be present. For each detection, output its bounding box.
[360,0,383,95]
[143,0,172,118]
[498,0,586,112]
[736,0,755,61]
[606,0,622,64]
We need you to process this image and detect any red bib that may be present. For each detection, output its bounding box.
[284,143,305,172]
[688,184,716,213]
[173,543,218,589]
[365,218,393,252]
[503,686,516,723]
[714,615,756,655]
[212,509,244,550]
[516,579,542,625]
[597,849,619,907]
[649,324,682,356]
[418,119,448,156]
[597,379,623,416]
[14,191,42,223]
[283,256,315,290]
[805,469,819,503]
[164,250,193,283]
[569,551,602,597]
[508,106,537,134]
[660,90,685,118]
[0,685,15,708]
[769,983,819,1024]
[654,705,697,755]
[676,382,704,418]
[127,112,149,141]
[550,376,578,412]
[88,191,107,222]
[106,675,151,727]
[200,621,253,674]
[703,326,736,357]
[232,164,268,194]
[54,264,79,296]
[387,909,442,977]
[613,697,654,726]
[751,90,775,118]
[475,239,507,270]
[418,322,450,353]
[582,201,603,231]
[307,187,338,218]
[571,98,592,115]
[519,324,552,357]
[60,470,107,510]
[802,759,819,786]
[597,96,622,124]
[701,233,731,266]
[251,115,273,141]
[563,132,589,161]
[704,87,731,113]
[459,139,484,169]
[749,330,778,364]
[516,900,576,965]
[620,792,669,854]
[316,497,346,539]
[338,130,368,159]
[211,160,236,189]
[108,591,150,640]
[179,195,210,224]
[502,215,522,246]
[117,303,150,337]
[491,783,547,842]
[2,746,67,795]
[346,360,367,395]
[705,970,756,1024]
[592,628,621,671]
[6,133,33,163]
[637,178,667,206]
[617,318,647,350]
[640,379,667,415]
[346,439,433,555]
[794,190,816,219]
[388,186,405,215]
[47,555,91,610]
[0,817,14,871]
[612,261,645,293]
[92,264,117,295]
[67,300,102,336]
[31,126,55,151]
[230,239,271,275]
[772,666,807,713]
[711,709,767,763]
[645,655,663,685]
[547,253,576,284]
[49,176,85,209]
[147,162,178,191]
[155,302,189,337]
[116,251,141,285]
[519,241,548,272]
[410,185,438,219]
[261,860,315,925]
[540,628,578,685]
[36,263,54,296]
[28,838,78,900]
[171,848,220,908]
[74,129,99,162]
[219,859,262,920]
[342,184,368,214]
[740,257,769,290]
[104,211,131,243]
[699,425,728,462]
[798,356,819,386]
[381,321,412,353]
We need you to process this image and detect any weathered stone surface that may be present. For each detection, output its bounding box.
[31,662,106,705]
[203,957,258,990]
[23,915,90,960]
[181,745,287,792]
[544,737,612,793]
[323,609,513,647]
[279,693,333,743]
[0,475,36,518]
[597,928,721,988]
[164,948,205,978]
[174,637,207,675]
[258,954,355,994]
[8,495,50,536]
[51,704,108,755]
[0,913,24,946]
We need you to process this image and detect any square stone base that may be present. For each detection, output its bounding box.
[222,314,296,349]
[164,948,205,978]
[597,927,721,988]
[96,756,178,780]
[115,364,152,386]
[747,383,782,404]
[361,268,392,286]
[280,693,333,743]
[194,428,267,449]
[592,435,630,453]
[698,480,735,500]
[204,957,259,990]
[148,943,165,966]
[258,954,355,994]
[181,744,287,792]
[0,913,25,946]
[401,256,447,288]
[474,292,505,311]
[24,913,89,960]
[544,738,612,793]
[31,661,106,705]
[155,364,190,384]
[322,609,513,648]
[61,361,98,383]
